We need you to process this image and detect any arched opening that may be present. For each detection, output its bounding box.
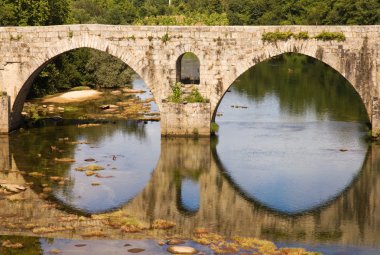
[11,47,159,130]
[212,52,370,215]
[176,52,200,85]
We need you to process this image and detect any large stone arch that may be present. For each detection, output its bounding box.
[10,35,157,130]
[212,39,376,123]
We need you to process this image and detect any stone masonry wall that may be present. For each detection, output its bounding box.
[160,102,211,136]
[0,25,379,136]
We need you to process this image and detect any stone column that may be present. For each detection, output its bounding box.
[160,102,211,137]
[0,95,10,134]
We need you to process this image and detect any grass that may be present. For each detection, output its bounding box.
[69,86,91,91]
[161,33,171,44]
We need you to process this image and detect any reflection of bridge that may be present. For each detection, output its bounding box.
[0,25,380,137]
[1,136,379,246]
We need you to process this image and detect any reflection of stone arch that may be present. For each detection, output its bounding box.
[176,52,200,85]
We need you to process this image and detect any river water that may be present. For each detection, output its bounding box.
[0,54,379,254]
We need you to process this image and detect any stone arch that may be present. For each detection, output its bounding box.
[10,36,155,130]
[176,52,200,85]
[212,48,372,122]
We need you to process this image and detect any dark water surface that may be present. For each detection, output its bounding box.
[1,54,378,254]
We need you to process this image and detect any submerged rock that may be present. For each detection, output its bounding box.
[128,248,145,253]
[167,239,185,245]
[167,246,198,254]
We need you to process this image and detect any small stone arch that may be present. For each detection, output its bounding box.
[176,52,200,85]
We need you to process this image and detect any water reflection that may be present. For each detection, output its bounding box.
[9,121,160,214]
[0,135,379,248]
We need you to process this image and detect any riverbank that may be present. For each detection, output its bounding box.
[22,86,160,125]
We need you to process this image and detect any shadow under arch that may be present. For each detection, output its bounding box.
[10,39,158,131]
[210,141,372,217]
[212,52,370,124]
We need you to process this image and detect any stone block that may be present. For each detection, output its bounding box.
[161,102,211,137]
[0,95,10,134]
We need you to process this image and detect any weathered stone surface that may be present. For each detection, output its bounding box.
[0,25,379,137]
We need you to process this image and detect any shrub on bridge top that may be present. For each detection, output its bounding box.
[314,31,346,42]
[293,31,310,40]
[262,31,293,42]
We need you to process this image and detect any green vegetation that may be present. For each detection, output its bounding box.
[263,30,344,42]
[185,88,207,103]
[167,83,207,103]
[315,31,346,41]
[1,91,7,96]
[294,31,310,40]
[210,122,219,135]
[161,33,171,44]
[69,86,91,91]
[167,82,184,103]
[262,31,293,42]
[0,0,378,98]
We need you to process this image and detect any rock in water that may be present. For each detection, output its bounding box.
[128,248,145,253]
[167,246,198,254]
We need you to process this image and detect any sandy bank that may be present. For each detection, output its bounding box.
[43,90,102,103]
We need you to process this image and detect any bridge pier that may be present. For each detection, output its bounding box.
[160,102,211,137]
[0,95,10,134]
[0,135,11,171]
[372,97,380,139]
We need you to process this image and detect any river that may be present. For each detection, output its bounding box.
[0,54,378,255]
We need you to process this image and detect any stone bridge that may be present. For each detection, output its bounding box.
[0,25,380,137]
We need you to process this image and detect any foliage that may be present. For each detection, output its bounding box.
[185,88,207,103]
[167,82,183,103]
[134,13,229,26]
[262,31,293,42]
[1,91,7,96]
[293,31,309,40]
[314,31,346,41]
[161,33,170,43]
[210,122,219,134]
[29,48,133,98]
